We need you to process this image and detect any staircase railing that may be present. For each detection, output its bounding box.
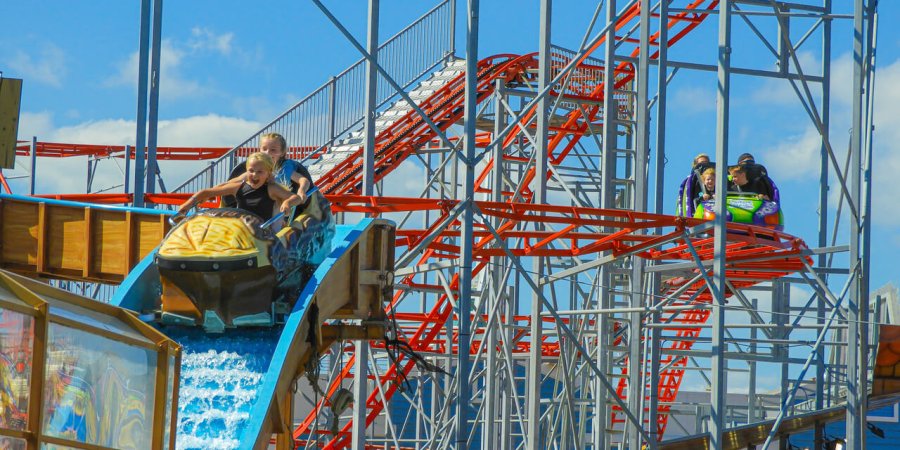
[172,0,455,194]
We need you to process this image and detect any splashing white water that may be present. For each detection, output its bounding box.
[166,329,278,450]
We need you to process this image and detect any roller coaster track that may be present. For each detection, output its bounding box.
[287,2,758,444]
[295,195,808,447]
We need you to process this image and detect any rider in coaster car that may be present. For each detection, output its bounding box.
[697,167,717,203]
[730,152,779,203]
[676,153,715,217]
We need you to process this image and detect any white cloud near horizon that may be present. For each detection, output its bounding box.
[4,44,67,87]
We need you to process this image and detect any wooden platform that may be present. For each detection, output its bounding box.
[0,194,170,284]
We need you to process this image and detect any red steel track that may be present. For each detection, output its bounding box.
[13,141,316,161]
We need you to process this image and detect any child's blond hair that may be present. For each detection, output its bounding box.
[247,151,275,173]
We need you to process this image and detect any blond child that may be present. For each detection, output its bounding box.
[178,152,303,221]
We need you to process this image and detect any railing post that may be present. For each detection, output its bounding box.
[86,156,93,194]
[30,136,37,195]
[228,150,236,177]
[328,76,337,146]
[124,145,132,195]
[448,0,456,56]
[208,162,215,189]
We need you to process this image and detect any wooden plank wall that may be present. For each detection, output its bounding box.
[0,197,169,283]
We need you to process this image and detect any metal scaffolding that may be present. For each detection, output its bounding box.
[279,1,880,449]
[27,1,877,449]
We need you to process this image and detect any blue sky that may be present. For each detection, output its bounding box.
[1,1,898,292]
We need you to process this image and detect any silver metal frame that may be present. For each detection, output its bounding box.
[306,2,877,448]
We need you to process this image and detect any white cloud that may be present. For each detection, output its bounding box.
[155,114,261,147]
[870,147,900,226]
[105,39,206,99]
[859,54,900,226]
[754,51,900,230]
[103,28,258,101]
[189,27,234,56]
[4,45,67,87]
[50,118,136,145]
[759,126,823,182]
[17,111,55,139]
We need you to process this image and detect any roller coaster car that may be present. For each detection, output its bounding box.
[153,194,334,333]
[693,192,784,230]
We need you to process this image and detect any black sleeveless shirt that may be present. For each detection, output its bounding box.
[235,181,275,220]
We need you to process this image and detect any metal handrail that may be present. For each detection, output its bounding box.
[172,0,455,195]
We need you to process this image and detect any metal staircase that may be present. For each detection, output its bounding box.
[307,58,466,182]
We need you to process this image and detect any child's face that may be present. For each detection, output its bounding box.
[703,175,715,190]
[731,170,748,186]
[260,137,285,163]
[246,160,271,187]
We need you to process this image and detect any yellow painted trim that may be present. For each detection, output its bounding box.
[26,302,47,450]
[36,203,46,274]
[40,434,119,450]
[115,307,177,347]
[168,346,182,450]
[50,313,157,351]
[151,342,171,449]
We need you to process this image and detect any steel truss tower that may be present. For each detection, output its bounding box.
[282,1,882,449]
[162,1,878,449]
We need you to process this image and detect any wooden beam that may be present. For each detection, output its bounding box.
[275,387,295,450]
[83,207,93,279]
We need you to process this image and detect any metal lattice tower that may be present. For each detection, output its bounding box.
[274,1,880,449]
